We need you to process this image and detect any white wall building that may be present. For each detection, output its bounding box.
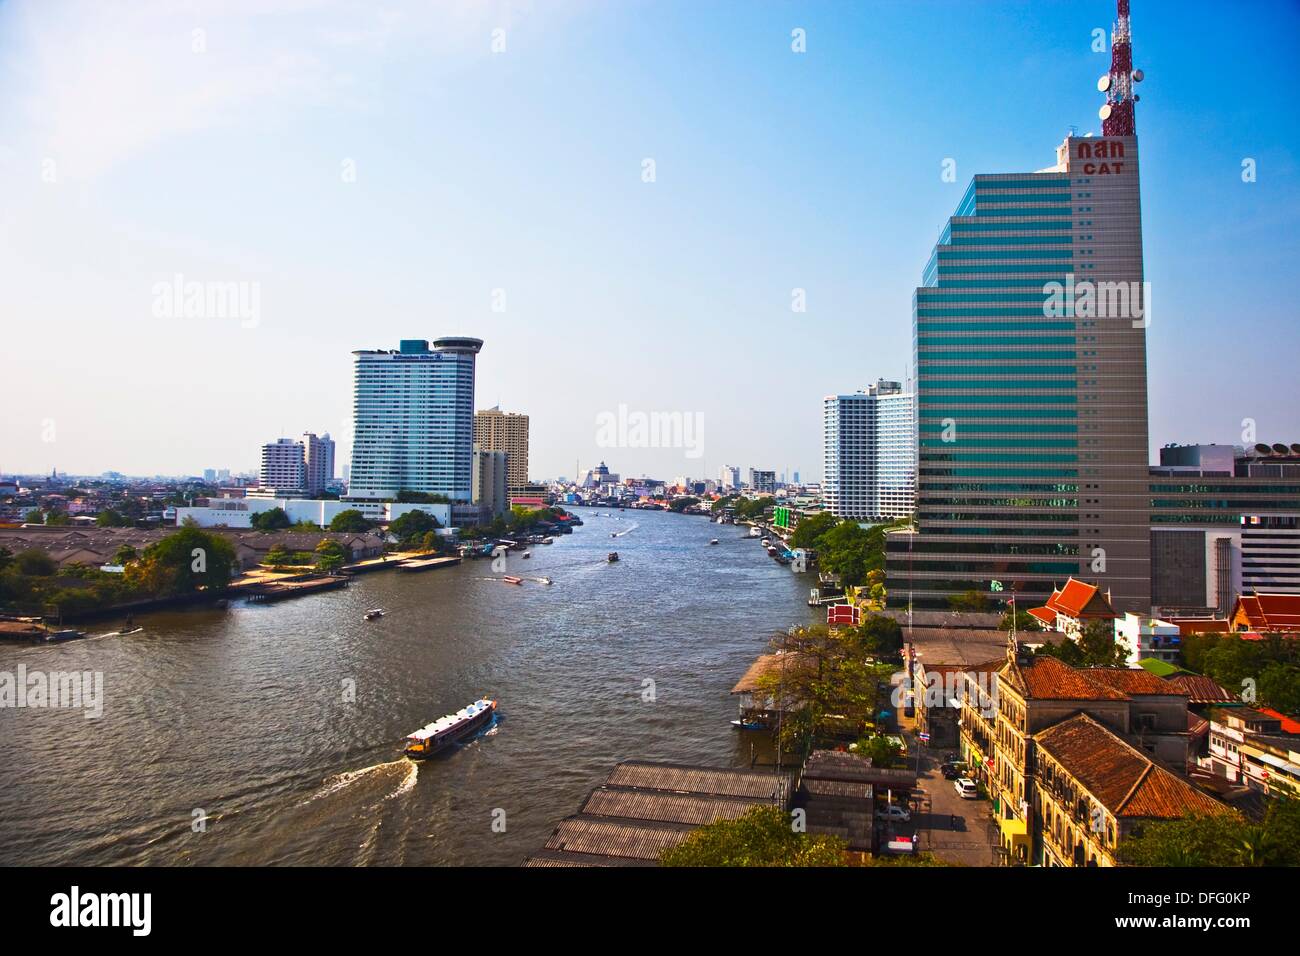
[176,497,451,530]
[260,438,305,495]
[1113,612,1181,666]
[302,432,336,496]
[823,379,915,520]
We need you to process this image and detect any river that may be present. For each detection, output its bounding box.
[0,508,815,865]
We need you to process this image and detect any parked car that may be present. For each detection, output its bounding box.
[954,779,979,799]
[944,752,960,764]
[941,762,963,780]
[876,804,912,823]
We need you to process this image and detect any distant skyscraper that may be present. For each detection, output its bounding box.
[749,469,776,494]
[348,337,483,502]
[887,0,1150,612]
[260,438,305,494]
[474,407,529,493]
[302,432,336,496]
[719,465,741,491]
[823,379,915,520]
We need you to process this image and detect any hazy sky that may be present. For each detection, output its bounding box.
[3,0,1297,482]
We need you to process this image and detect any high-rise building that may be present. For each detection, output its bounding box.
[473,407,529,493]
[719,465,741,491]
[823,379,915,520]
[887,0,1151,612]
[748,469,776,494]
[302,432,336,496]
[471,445,509,517]
[348,337,483,502]
[259,438,305,494]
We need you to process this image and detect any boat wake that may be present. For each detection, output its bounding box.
[309,758,417,804]
[610,523,638,538]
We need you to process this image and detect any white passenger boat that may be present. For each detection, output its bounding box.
[403,699,498,759]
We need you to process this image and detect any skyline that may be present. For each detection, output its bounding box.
[3,0,1298,481]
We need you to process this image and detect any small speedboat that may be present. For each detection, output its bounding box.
[607,552,619,563]
[709,539,719,545]
[364,608,384,621]
[731,718,766,731]
[537,577,553,585]
[502,575,524,585]
[404,699,498,759]
[522,551,531,559]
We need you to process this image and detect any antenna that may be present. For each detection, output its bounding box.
[1100,0,1142,135]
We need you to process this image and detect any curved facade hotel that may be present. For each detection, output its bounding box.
[348,337,483,502]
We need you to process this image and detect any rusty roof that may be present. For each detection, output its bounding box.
[1003,655,1129,701]
[580,788,762,827]
[1164,673,1237,705]
[605,761,789,801]
[1082,667,1182,696]
[1035,714,1230,819]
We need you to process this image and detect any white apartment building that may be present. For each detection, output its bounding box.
[823,379,915,520]
[302,432,336,496]
[260,438,305,495]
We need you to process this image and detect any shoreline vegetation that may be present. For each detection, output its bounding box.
[0,504,573,627]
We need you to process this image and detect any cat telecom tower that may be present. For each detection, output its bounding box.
[1099,0,1144,135]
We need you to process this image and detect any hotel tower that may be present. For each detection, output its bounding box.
[348,337,483,502]
[887,0,1152,612]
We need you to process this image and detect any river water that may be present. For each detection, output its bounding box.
[0,508,815,865]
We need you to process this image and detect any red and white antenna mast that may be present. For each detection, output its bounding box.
[1099,0,1144,136]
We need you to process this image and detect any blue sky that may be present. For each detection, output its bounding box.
[2,0,1297,481]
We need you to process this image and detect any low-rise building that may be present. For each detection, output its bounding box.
[1025,577,1119,642]
[1113,612,1181,666]
[1229,592,1300,632]
[1033,713,1230,867]
[1204,707,1300,797]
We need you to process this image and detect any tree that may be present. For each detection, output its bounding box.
[111,545,138,566]
[667,496,699,513]
[789,512,838,549]
[249,508,291,532]
[661,805,849,867]
[314,539,347,573]
[95,509,129,527]
[0,547,11,574]
[127,529,236,595]
[999,607,1038,633]
[856,734,903,768]
[396,490,450,504]
[816,520,873,587]
[948,590,991,612]
[852,613,904,659]
[328,509,373,532]
[1258,662,1300,716]
[24,509,43,524]
[1118,799,1299,867]
[1034,619,1126,667]
[388,508,438,543]
[15,549,58,577]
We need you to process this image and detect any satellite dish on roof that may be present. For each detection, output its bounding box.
[1132,69,1144,82]
[1255,443,1272,455]
[1272,443,1289,455]
[1098,104,1113,120]
[1098,75,1112,92]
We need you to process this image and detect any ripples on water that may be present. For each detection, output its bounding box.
[0,509,815,865]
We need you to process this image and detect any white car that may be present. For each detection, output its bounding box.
[954,779,979,799]
[875,804,911,823]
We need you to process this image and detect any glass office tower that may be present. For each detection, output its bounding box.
[348,337,482,502]
[886,135,1151,612]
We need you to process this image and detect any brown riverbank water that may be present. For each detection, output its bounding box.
[0,508,815,865]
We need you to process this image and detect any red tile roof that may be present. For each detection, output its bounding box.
[1004,656,1129,701]
[1035,714,1230,819]
[1258,707,1300,735]
[1027,606,1058,627]
[1083,667,1181,697]
[1053,578,1118,619]
[1232,593,1300,632]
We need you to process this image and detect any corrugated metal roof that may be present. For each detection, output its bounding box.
[581,788,764,826]
[605,761,789,800]
[544,815,691,861]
